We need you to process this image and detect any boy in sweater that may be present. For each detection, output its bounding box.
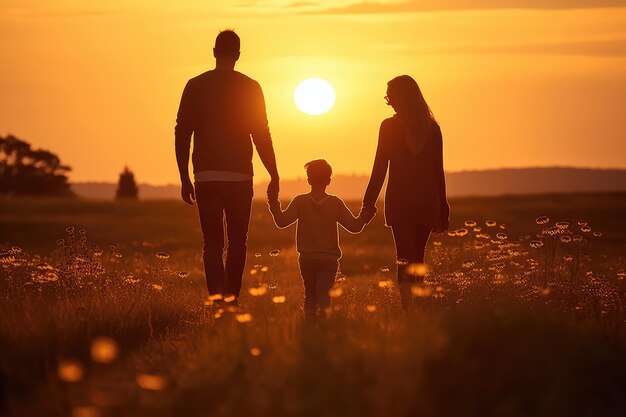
[268,159,372,318]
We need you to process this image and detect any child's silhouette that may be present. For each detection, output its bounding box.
[268,159,372,319]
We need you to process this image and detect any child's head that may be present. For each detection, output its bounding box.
[304,159,332,187]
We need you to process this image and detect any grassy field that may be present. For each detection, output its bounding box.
[1,193,626,417]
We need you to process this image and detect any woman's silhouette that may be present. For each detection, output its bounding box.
[362,75,450,306]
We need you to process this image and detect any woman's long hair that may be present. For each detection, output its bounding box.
[387,75,437,155]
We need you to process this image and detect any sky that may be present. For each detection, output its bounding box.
[1,0,625,184]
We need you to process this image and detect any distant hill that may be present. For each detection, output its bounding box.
[72,167,626,200]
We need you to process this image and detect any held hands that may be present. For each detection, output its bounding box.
[181,179,195,205]
[359,205,377,225]
[267,176,280,201]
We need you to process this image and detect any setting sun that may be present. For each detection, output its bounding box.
[293,78,336,115]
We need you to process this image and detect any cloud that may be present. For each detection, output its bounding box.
[305,0,626,15]
[286,1,319,7]
[421,38,626,57]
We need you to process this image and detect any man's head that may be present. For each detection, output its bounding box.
[213,29,240,62]
[304,159,333,187]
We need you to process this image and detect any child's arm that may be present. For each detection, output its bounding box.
[337,199,366,234]
[268,196,299,229]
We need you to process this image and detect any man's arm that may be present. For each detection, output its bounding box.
[250,82,280,198]
[175,80,195,205]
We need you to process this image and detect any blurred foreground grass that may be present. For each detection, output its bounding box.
[1,193,626,417]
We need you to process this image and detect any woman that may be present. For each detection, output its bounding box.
[362,75,450,305]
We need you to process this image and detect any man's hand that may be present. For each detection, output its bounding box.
[181,179,195,205]
[267,176,280,201]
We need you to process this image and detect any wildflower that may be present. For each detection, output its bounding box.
[248,285,268,296]
[235,313,253,323]
[496,233,507,240]
[560,236,572,244]
[272,295,286,304]
[580,226,591,233]
[577,221,588,226]
[535,216,549,225]
[411,285,433,297]
[136,374,166,391]
[328,287,343,298]
[555,222,569,229]
[151,284,163,291]
[572,235,583,242]
[378,280,391,288]
[90,337,119,364]
[406,263,428,277]
[529,240,544,249]
[254,252,262,258]
[593,231,602,237]
[464,220,476,227]
[261,266,269,272]
[224,295,236,303]
[79,229,87,235]
[178,271,189,278]
[250,348,262,357]
[366,305,377,312]
[379,266,390,273]
[93,249,103,257]
[66,226,75,234]
[485,220,497,227]
[462,260,475,269]
[208,294,223,301]
[156,252,169,260]
[58,360,84,382]
[432,241,442,246]
[456,228,468,237]
[269,249,280,257]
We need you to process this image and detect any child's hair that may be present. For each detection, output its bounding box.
[304,159,333,184]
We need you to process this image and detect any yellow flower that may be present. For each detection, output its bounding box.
[235,313,253,323]
[272,295,286,304]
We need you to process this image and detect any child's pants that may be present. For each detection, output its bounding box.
[299,258,338,316]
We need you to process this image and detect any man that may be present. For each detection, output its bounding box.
[175,29,280,301]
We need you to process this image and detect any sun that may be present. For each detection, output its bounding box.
[294,78,336,115]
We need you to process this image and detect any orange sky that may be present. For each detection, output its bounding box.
[1,1,625,184]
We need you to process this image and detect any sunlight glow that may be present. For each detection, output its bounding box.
[294,78,336,115]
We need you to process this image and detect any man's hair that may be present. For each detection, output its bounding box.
[304,159,333,184]
[214,29,240,57]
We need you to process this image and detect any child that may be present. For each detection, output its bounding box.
[268,159,372,318]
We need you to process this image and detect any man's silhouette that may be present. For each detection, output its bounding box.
[175,29,280,301]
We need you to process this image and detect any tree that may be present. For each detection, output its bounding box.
[116,166,139,200]
[0,134,73,196]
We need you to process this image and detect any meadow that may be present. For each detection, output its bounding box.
[1,193,626,417]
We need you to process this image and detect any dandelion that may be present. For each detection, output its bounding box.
[378,280,391,288]
[208,294,223,301]
[56,239,65,246]
[90,337,119,364]
[248,285,268,296]
[593,231,602,237]
[178,271,189,278]
[432,241,442,246]
[560,236,572,244]
[254,252,262,258]
[250,348,262,357]
[261,266,269,272]
[530,240,544,249]
[464,220,476,227]
[224,295,237,303]
[563,255,574,262]
[406,263,428,277]
[474,242,485,249]
[535,216,549,225]
[272,295,286,304]
[250,268,258,275]
[485,220,497,227]
[114,253,122,259]
[93,249,103,257]
[499,224,507,229]
[411,285,433,297]
[379,266,390,273]
[577,221,588,226]
[617,272,625,281]
[213,312,222,319]
[329,287,343,298]
[496,233,507,240]
[447,231,457,237]
[269,250,280,257]
[79,229,87,235]
[136,374,166,391]
[235,313,253,323]
[456,228,468,237]
[66,226,75,234]
[156,252,170,260]
[572,235,583,242]
[151,284,163,291]
[580,226,591,233]
[366,305,377,312]
[58,360,84,382]
[555,222,569,230]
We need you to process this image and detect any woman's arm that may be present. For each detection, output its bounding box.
[433,125,450,231]
[268,197,299,228]
[362,120,390,212]
[337,199,366,234]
